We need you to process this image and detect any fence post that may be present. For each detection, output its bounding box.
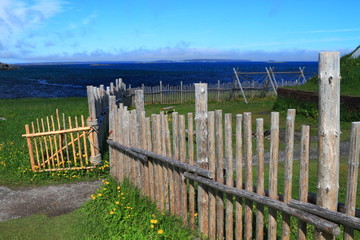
[135,90,144,114]
[195,83,209,237]
[86,86,100,162]
[160,81,163,104]
[180,81,183,104]
[344,122,360,240]
[25,125,36,171]
[109,96,116,177]
[316,52,340,240]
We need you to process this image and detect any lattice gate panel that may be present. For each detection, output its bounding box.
[22,110,100,172]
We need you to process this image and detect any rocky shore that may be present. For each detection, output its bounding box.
[0,62,19,70]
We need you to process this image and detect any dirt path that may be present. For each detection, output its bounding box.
[0,181,102,222]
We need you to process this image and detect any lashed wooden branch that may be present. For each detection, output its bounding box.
[184,172,341,236]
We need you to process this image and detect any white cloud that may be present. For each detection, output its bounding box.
[82,13,98,25]
[0,0,65,44]
[291,28,360,34]
[7,45,331,63]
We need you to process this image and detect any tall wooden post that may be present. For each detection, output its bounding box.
[86,86,100,161]
[25,125,35,171]
[160,81,163,104]
[135,90,144,116]
[316,52,340,240]
[109,96,116,177]
[180,81,183,104]
[344,122,360,240]
[195,83,209,236]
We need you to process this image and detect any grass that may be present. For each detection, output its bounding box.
[0,97,109,187]
[287,46,360,97]
[0,211,86,240]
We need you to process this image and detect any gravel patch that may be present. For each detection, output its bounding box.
[0,181,102,222]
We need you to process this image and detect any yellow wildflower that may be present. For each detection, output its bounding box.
[117,186,121,189]
[194,213,198,217]
[150,219,158,224]
[150,225,154,228]
[109,211,114,215]
[98,193,102,197]
[158,229,163,234]
[105,181,109,185]
[103,188,107,190]
[115,201,119,205]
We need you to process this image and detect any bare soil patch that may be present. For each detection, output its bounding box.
[0,181,102,222]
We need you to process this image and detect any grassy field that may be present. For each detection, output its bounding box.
[0,96,358,239]
[288,47,360,96]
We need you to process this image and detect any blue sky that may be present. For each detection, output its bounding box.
[1,0,360,63]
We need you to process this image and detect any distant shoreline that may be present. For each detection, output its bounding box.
[0,62,20,70]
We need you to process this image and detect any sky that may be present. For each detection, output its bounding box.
[1,0,360,63]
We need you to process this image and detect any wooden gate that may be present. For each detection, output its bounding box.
[22,110,100,172]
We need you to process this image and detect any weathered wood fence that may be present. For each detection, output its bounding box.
[86,78,127,161]
[107,52,360,239]
[124,79,301,105]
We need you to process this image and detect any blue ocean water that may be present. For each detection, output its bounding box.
[0,61,317,99]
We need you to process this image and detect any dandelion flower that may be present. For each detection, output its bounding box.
[105,181,109,185]
[103,188,107,190]
[98,193,102,197]
[150,225,154,228]
[117,186,121,189]
[109,211,114,215]
[194,213,198,217]
[150,219,158,224]
[101,180,105,183]
[115,201,119,205]
[158,229,163,234]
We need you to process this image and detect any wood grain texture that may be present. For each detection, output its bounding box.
[316,52,340,240]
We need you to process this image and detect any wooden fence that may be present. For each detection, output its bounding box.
[124,79,301,105]
[107,52,360,239]
[86,78,127,161]
[22,110,99,171]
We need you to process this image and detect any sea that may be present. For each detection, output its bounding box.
[0,61,318,99]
